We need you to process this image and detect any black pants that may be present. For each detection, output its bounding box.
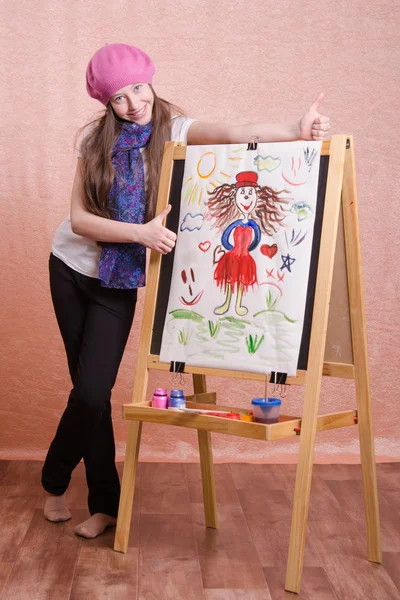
[41,254,137,517]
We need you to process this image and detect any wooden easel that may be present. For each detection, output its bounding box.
[114,136,381,594]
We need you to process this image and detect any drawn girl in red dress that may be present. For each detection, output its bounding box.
[207,171,288,316]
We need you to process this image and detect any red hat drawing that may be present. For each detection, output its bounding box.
[235,171,258,188]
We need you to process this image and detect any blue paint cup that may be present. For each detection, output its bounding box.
[251,397,281,424]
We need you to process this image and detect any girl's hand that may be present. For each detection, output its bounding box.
[139,205,177,254]
[298,93,331,141]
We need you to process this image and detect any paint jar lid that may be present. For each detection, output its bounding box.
[251,397,281,406]
[153,388,167,395]
[226,412,241,419]
[170,389,185,398]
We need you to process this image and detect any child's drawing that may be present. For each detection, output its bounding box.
[303,146,319,172]
[159,141,322,376]
[290,201,313,221]
[206,170,288,317]
[180,213,204,232]
[179,267,204,306]
[281,155,307,186]
[261,244,278,258]
[198,241,211,253]
[253,155,281,172]
[280,254,296,272]
[285,229,307,248]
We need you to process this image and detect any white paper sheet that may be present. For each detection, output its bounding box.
[159,141,322,376]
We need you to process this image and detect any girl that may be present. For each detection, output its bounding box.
[42,43,331,539]
[207,171,289,316]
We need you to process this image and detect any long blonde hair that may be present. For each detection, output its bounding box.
[78,86,182,222]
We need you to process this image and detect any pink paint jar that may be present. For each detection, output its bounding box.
[151,388,169,409]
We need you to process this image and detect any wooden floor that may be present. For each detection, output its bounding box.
[1,461,400,599]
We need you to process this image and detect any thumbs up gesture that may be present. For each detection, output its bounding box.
[298,93,331,141]
[139,205,177,254]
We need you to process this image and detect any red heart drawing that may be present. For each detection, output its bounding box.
[261,244,278,258]
[198,241,211,253]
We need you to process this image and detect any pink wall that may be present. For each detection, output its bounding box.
[1,0,399,462]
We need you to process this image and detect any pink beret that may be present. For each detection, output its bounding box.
[86,43,155,106]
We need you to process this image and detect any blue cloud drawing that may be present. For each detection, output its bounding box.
[180,213,204,232]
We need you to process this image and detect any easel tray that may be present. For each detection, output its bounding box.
[123,401,357,442]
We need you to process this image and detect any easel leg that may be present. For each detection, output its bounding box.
[114,421,142,553]
[284,411,317,593]
[342,137,381,563]
[285,136,348,592]
[193,374,218,529]
[198,430,218,528]
[357,396,382,562]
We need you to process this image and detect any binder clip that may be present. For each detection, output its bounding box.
[169,361,186,386]
[247,136,259,151]
[270,372,288,398]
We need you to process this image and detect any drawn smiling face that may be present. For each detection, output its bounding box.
[179,268,204,306]
[235,186,257,216]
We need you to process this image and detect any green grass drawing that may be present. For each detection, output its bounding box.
[253,290,297,323]
[169,309,204,322]
[246,334,265,354]
[220,316,250,327]
[178,328,192,345]
[208,320,221,339]
[265,289,280,311]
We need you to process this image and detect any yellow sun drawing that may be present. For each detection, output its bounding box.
[183,146,245,206]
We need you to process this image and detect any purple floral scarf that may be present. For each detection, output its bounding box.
[99,121,152,289]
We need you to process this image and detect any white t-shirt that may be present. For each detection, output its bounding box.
[52,115,195,278]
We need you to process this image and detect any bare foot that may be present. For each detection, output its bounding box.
[74,513,117,539]
[44,493,72,522]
